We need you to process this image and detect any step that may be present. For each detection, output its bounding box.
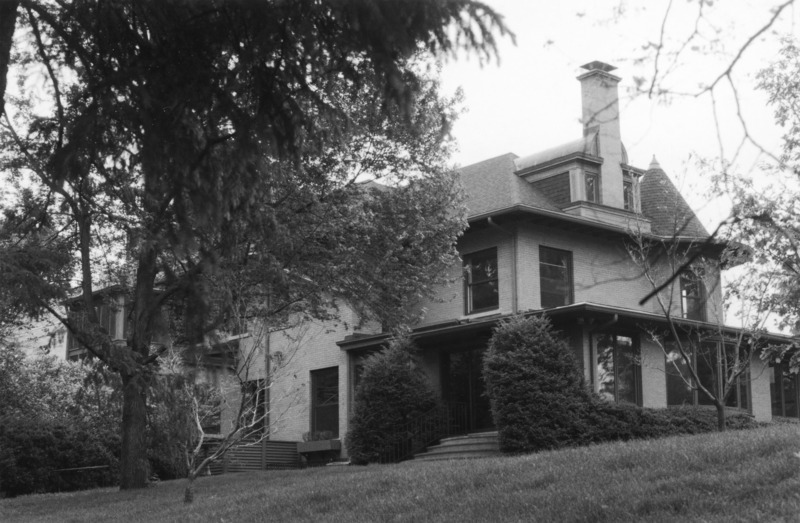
[413,431,501,462]
[424,441,499,453]
[440,431,498,443]
[413,449,501,462]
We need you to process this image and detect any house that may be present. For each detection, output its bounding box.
[254,60,796,457]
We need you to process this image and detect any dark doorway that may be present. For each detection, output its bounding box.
[441,348,494,431]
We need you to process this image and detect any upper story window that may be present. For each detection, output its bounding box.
[539,246,573,309]
[585,172,599,203]
[623,180,634,211]
[463,248,499,314]
[680,271,706,321]
[595,333,640,405]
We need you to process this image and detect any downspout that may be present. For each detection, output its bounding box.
[487,217,518,314]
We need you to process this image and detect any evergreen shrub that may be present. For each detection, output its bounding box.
[483,315,597,453]
[345,336,438,465]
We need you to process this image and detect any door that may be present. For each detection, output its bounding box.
[441,349,494,431]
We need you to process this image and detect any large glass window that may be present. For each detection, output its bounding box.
[311,367,339,438]
[665,341,750,409]
[463,248,499,314]
[680,271,706,321]
[540,246,573,309]
[771,363,799,418]
[595,333,639,405]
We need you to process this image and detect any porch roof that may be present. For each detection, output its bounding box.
[336,302,796,351]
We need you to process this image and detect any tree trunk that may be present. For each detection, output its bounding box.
[184,472,197,503]
[716,403,726,432]
[0,0,18,113]
[119,372,150,489]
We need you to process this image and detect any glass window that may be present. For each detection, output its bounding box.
[665,344,694,406]
[623,181,634,211]
[666,340,750,409]
[680,271,706,321]
[540,246,573,309]
[463,248,499,314]
[771,363,799,418]
[311,367,339,438]
[595,333,639,404]
[585,172,599,203]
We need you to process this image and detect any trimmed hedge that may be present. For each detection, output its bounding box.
[0,415,120,497]
[346,337,438,465]
[484,315,758,454]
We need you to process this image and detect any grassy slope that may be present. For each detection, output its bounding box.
[2,424,800,522]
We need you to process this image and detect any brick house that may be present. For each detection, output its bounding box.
[251,60,798,456]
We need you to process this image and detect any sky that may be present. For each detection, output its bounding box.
[439,0,799,229]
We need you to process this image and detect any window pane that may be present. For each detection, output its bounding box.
[615,336,637,404]
[311,367,339,437]
[783,367,798,418]
[681,273,706,321]
[623,181,633,210]
[696,343,716,406]
[464,248,499,313]
[666,345,694,406]
[585,173,598,203]
[471,281,499,311]
[540,247,572,309]
[595,334,615,402]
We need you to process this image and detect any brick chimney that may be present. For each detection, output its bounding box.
[577,61,624,209]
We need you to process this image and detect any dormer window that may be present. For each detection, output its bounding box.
[623,180,633,211]
[585,172,599,203]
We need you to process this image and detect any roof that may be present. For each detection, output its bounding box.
[639,164,709,238]
[457,145,709,240]
[337,302,794,351]
[458,153,559,217]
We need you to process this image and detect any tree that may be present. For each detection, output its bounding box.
[709,37,800,373]
[626,209,777,431]
[0,1,511,489]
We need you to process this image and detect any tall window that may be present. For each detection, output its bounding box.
[595,333,640,404]
[539,246,573,309]
[665,341,749,409]
[585,172,599,203]
[311,367,339,437]
[771,363,798,418]
[680,271,706,321]
[463,248,499,314]
[623,180,634,211]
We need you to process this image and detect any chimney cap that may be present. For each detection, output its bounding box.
[580,61,617,73]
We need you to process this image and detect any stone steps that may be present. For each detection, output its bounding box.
[413,431,500,462]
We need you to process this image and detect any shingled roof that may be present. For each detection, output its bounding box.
[456,151,709,240]
[458,153,559,217]
[639,158,709,238]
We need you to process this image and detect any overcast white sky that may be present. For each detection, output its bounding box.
[440,0,799,228]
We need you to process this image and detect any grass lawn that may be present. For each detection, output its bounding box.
[2,423,800,522]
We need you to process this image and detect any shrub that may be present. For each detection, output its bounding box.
[482,315,759,454]
[0,415,119,497]
[483,315,597,453]
[346,336,438,464]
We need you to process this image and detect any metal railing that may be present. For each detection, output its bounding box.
[379,402,469,464]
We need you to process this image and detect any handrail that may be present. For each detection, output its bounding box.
[379,401,469,463]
